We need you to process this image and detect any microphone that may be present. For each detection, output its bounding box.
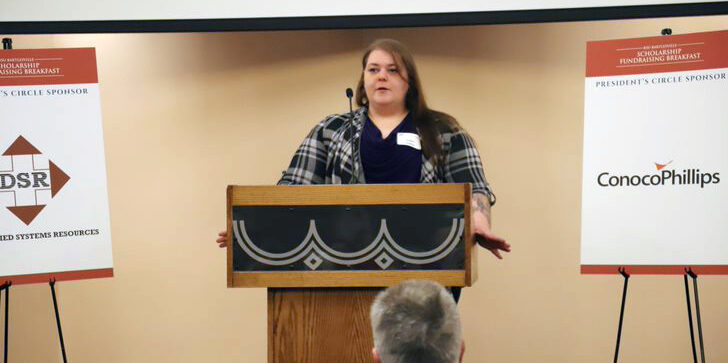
[345,88,359,184]
[346,88,354,107]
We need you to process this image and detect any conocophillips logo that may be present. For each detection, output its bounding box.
[0,136,70,225]
[597,160,720,188]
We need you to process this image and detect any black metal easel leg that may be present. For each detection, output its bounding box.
[687,269,706,363]
[684,272,698,363]
[2,282,10,363]
[49,280,68,363]
[613,267,630,363]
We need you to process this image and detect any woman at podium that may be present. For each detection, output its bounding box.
[218,38,509,259]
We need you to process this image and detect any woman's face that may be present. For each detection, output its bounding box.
[363,49,409,111]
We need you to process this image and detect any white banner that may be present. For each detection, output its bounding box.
[581,30,728,274]
[0,48,113,285]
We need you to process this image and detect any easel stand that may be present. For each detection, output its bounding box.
[0,280,69,363]
[684,269,705,363]
[1,36,69,362]
[1,37,11,361]
[613,268,629,363]
[611,267,707,363]
[49,280,68,363]
[1,282,10,363]
[1,37,12,346]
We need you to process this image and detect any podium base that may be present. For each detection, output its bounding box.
[268,287,380,363]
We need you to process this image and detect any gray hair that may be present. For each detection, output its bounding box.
[370,280,462,363]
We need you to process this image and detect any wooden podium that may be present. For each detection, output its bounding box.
[227,184,477,363]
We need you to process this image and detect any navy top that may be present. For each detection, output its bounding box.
[360,113,422,183]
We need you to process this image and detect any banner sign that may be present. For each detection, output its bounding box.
[0,48,113,285]
[581,30,728,275]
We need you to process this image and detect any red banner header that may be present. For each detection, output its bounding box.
[0,48,98,86]
[586,30,728,77]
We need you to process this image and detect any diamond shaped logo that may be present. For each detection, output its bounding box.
[304,253,323,270]
[375,253,394,270]
[1,136,70,225]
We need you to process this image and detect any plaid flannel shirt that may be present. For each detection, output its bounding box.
[278,106,496,205]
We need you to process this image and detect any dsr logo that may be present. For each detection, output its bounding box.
[0,170,50,189]
[0,136,70,225]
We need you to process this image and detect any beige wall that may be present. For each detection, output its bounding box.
[5,15,728,362]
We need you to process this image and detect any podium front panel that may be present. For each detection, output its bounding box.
[227,184,475,287]
[232,204,465,272]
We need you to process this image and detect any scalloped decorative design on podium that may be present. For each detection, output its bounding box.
[233,218,464,270]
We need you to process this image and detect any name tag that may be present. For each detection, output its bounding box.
[397,132,421,150]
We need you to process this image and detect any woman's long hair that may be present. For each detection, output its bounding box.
[355,39,461,164]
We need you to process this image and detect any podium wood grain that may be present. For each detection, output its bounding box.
[229,185,476,363]
[228,184,474,288]
[268,288,380,363]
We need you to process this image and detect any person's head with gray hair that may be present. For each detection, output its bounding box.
[370,280,464,363]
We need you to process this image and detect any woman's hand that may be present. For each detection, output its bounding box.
[471,212,510,259]
[216,230,228,248]
[471,193,510,259]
